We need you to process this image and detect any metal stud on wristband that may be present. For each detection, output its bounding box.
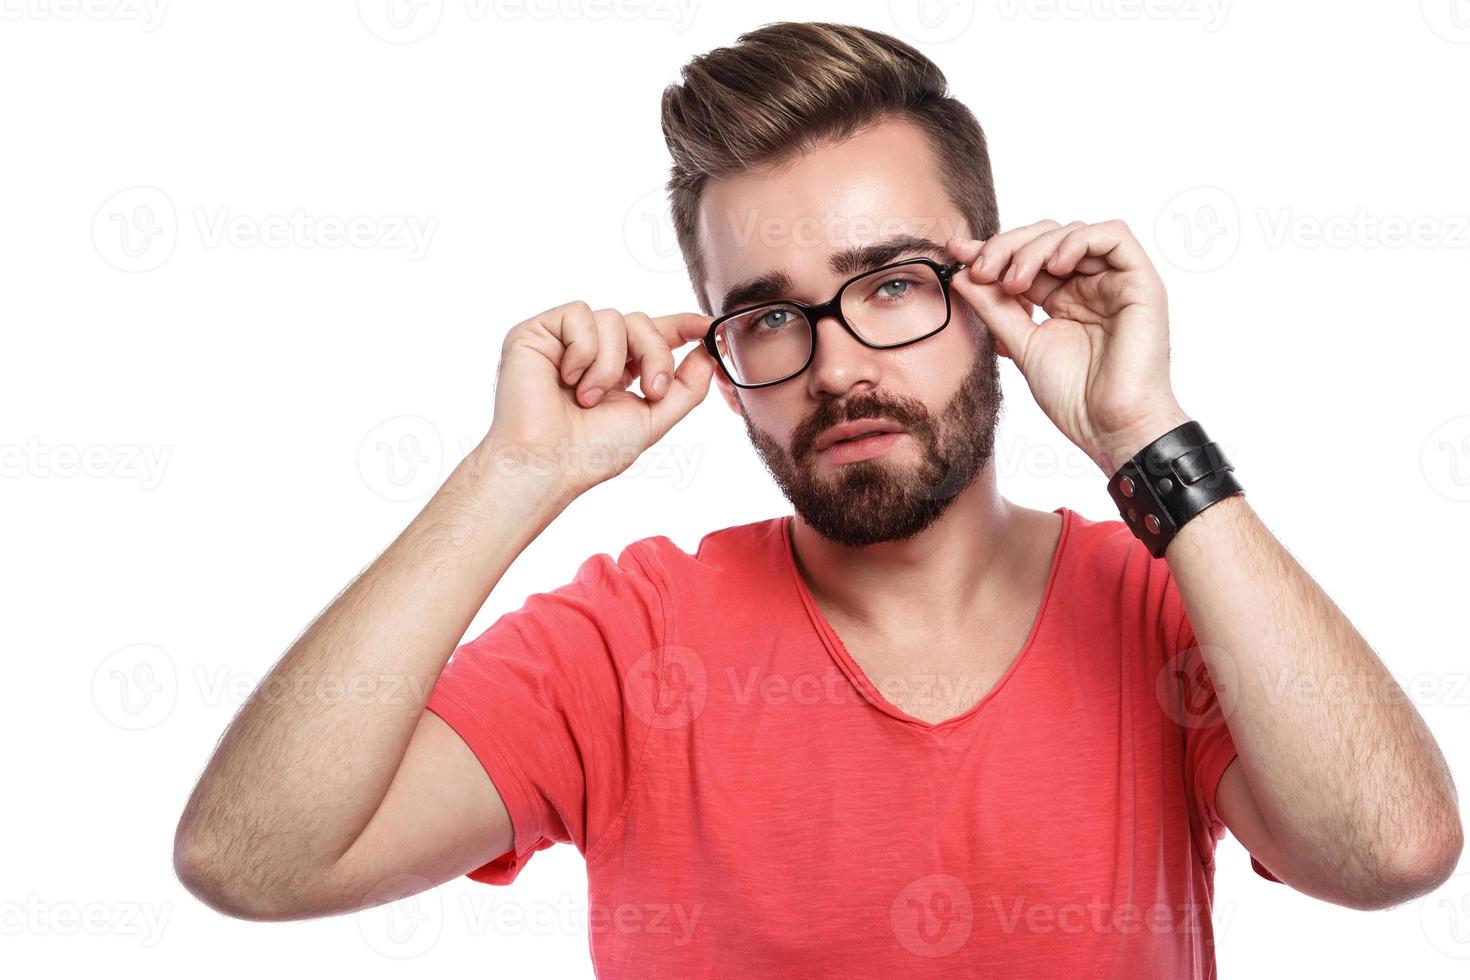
[1106,421,1244,558]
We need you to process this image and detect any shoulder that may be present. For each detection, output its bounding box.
[581,515,789,598]
[1056,505,1156,578]
[1053,506,1191,651]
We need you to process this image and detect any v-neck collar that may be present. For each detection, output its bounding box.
[778,506,1073,731]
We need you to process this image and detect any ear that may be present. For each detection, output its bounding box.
[712,366,745,416]
[698,281,746,415]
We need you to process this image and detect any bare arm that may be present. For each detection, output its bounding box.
[173,445,568,919]
[173,303,716,919]
[1166,494,1462,909]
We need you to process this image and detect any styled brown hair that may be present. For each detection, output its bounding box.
[660,21,999,314]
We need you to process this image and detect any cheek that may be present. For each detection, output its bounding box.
[740,390,808,446]
[888,326,981,403]
[735,387,817,455]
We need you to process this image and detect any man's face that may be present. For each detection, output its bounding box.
[696,116,1003,548]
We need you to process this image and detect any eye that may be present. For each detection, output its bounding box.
[873,276,917,300]
[755,309,797,331]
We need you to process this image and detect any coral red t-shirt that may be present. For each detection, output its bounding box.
[425,506,1279,978]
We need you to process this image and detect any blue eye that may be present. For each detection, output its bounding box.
[876,277,913,299]
[756,309,796,331]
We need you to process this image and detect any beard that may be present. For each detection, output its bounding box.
[740,324,1004,548]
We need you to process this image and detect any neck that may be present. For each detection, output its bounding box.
[788,460,1028,635]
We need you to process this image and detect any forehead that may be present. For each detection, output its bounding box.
[695,116,968,307]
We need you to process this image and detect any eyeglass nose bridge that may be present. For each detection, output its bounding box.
[795,294,851,337]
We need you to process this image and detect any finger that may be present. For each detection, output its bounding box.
[646,343,716,442]
[952,233,1070,310]
[966,220,1064,285]
[949,234,1106,282]
[1049,219,1151,274]
[950,276,1038,364]
[576,308,629,406]
[1042,227,1125,279]
[948,234,1100,310]
[946,235,983,266]
[544,301,599,388]
[650,312,718,346]
[1001,221,1086,294]
[1041,224,1097,279]
[623,311,676,399]
[1020,269,1070,310]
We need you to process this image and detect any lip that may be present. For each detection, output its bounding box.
[817,430,903,465]
[812,418,906,453]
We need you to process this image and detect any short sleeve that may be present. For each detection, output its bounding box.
[424,545,668,884]
[1170,603,1283,884]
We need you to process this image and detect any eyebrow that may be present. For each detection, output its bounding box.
[717,235,952,314]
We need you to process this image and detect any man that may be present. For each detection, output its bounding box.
[173,21,1462,978]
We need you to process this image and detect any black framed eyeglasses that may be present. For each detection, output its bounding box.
[703,257,967,389]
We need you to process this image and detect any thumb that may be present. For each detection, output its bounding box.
[951,276,1037,363]
[647,343,715,441]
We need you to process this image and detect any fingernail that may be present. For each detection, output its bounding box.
[652,373,669,396]
[583,387,603,405]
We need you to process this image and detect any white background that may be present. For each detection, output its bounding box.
[3,1,1469,976]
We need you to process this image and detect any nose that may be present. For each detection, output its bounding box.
[804,312,882,400]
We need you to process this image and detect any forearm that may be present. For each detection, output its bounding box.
[175,438,571,894]
[1164,493,1461,886]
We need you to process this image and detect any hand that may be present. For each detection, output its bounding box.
[481,301,716,499]
[946,219,1192,475]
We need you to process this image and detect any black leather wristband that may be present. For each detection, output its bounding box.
[1105,421,1244,558]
